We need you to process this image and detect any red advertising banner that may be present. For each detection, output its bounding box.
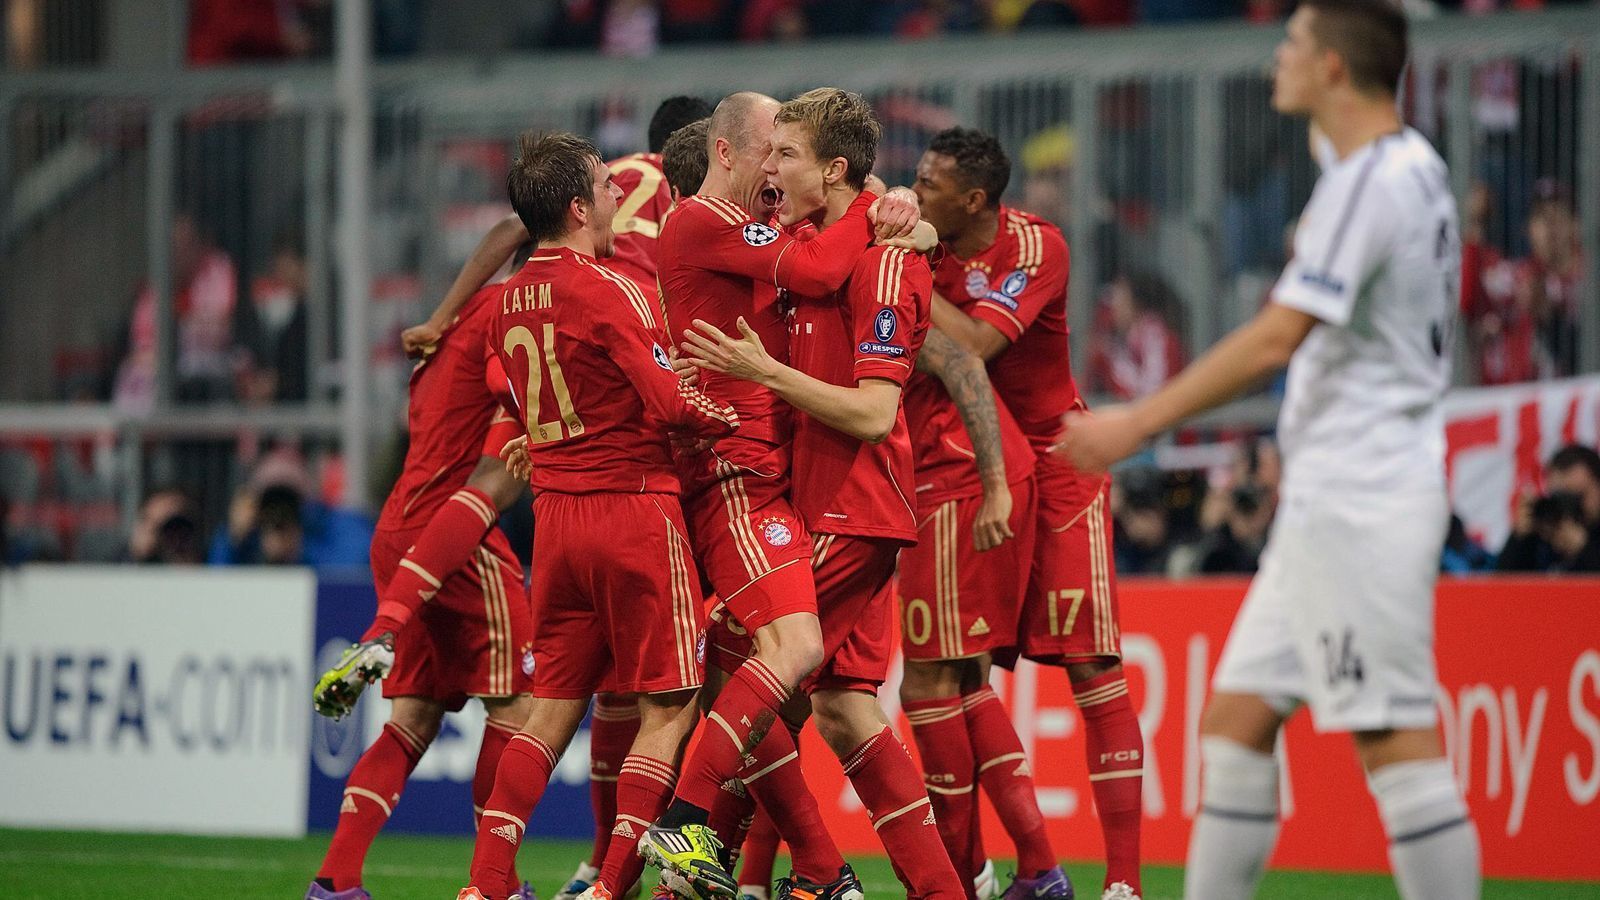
[797,577,1600,879]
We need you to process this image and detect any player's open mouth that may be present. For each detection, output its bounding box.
[761,184,784,214]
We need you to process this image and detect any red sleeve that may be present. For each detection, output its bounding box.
[971,226,1069,342]
[684,192,877,295]
[589,280,740,440]
[850,248,929,386]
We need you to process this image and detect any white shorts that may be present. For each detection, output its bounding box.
[1211,487,1447,733]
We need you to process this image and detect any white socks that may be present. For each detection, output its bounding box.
[1369,758,1481,900]
[1184,736,1281,900]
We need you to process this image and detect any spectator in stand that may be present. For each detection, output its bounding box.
[1464,179,1583,384]
[601,0,660,57]
[112,211,244,412]
[209,452,374,567]
[1441,513,1495,573]
[1195,482,1272,574]
[127,487,205,565]
[1112,471,1173,574]
[739,0,808,41]
[187,0,313,66]
[1088,270,1187,400]
[242,231,311,404]
[1498,444,1600,571]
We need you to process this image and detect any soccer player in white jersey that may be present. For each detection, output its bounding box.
[1060,2,1480,898]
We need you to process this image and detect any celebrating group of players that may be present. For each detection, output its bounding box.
[306,85,1143,900]
[306,4,1487,900]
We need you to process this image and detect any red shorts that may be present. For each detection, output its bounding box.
[1001,456,1120,666]
[372,525,532,710]
[898,478,1037,662]
[530,491,705,699]
[682,441,816,633]
[705,533,900,693]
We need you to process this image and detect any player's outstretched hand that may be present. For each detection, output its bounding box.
[499,434,532,481]
[682,317,779,385]
[868,186,921,242]
[401,321,443,359]
[973,483,1015,551]
[1058,405,1145,473]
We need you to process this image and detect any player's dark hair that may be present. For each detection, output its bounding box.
[507,131,603,245]
[775,88,880,191]
[927,127,1011,208]
[257,485,303,532]
[662,118,711,197]
[1300,0,1409,97]
[649,95,714,154]
[1548,444,1600,484]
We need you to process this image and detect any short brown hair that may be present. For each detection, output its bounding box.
[662,118,711,198]
[775,88,880,191]
[507,131,602,244]
[1303,0,1409,97]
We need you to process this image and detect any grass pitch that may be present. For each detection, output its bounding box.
[2,829,1597,899]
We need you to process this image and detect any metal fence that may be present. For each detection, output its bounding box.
[1,8,1596,560]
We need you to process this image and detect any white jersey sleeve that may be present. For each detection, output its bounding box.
[1273,153,1397,327]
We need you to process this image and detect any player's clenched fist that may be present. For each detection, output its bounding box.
[1057,405,1146,474]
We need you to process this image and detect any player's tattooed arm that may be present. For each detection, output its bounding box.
[930,291,1012,361]
[916,328,1015,550]
[403,213,529,357]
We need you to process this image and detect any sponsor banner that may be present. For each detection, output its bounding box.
[0,566,314,837]
[799,577,1600,880]
[308,572,592,839]
[1444,374,1600,550]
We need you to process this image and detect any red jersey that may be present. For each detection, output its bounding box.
[606,152,672,286]
[379,284,511,531]
[788,245,930,544]
[494,247,738,496]
[932,206,1083,453]
[901,368,1035,511]
[657,191,879,447]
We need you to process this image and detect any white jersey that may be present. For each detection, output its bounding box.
[1272,127,1458,496]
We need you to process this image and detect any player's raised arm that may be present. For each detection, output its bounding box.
[915,327,1014,549]
[681,190,880,297]
[403,213,529,356]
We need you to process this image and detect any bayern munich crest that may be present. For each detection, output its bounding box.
[521,647,536,676]
[965,267,990,298]
[760,518,794,547]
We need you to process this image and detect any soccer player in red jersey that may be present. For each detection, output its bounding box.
[914,127,1144,900]
[681,88,964,900]
[639,90,921,900]
[305,270,535,900]
[896,324,1038,899]
[456,132,738,900]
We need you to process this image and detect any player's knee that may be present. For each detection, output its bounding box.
[388,700,446,745]
[1065,657,1121,685]
[1199,692,1284,755]
[482,692,533,726]
[758,614,824,685]
[899,660,962,703]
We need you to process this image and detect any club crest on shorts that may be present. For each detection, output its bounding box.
[652,342,673,370]
[965,267,989,299]
[696,630,707,665]
[758,516,794,548]
[874,308,898,342]
[521,643,536,676]
[743,223,780,246]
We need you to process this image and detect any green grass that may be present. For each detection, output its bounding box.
[1,830,1596,899]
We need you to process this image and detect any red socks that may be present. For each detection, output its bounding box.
[469,732,561,896]
[317,722,428,890]
[964,686,1056,877]
[598,755,678,894]
[843,727,965,900]
[675,659,791,812]
[473,717,522,891]
[588,695,641,867]
[738,806,782,892]
[1074,672,1144,893]
[740,723,845,883]
[364,487,498,640]
[905,696,982,895]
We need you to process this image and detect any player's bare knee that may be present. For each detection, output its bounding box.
[899,659,963,703]
[388,697,447,745]
[1064,657,1121,685]
[1200,692,1284,755]
[482,693,533,727]
[757,613,824,686]
[1353,726,1444,774]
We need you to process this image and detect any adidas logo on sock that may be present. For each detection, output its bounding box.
[491,823,521,845]
[612,820,637,840]
[720,778,749,798]
[968,617,990,637]
[1014,760,1033,778]
[339,795,358,814]
[922,808,938,825]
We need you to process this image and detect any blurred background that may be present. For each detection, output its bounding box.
[2,0,1596,579]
